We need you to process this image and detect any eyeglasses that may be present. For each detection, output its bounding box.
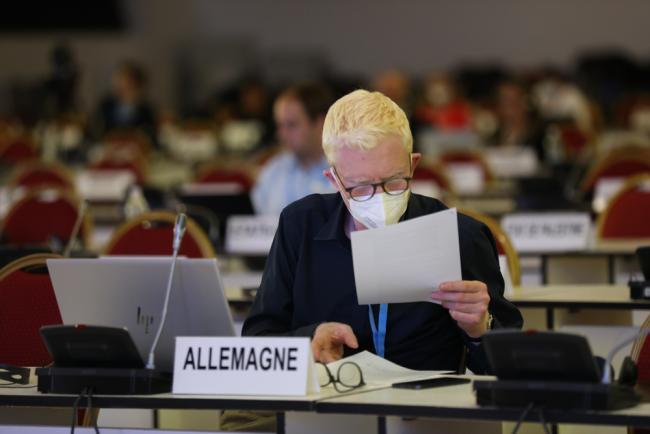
[316,361,365,393]
[331,166,412,202]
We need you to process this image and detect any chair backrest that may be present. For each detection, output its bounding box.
[0,188,91,247]
[596,174,650,240]
[195,162,255,192]
[580,146,650,194]
[412,160,453,192]
[104,210,216,258]
[460,208,521,286]
[0,253,63,366]
[88,155,147,185]
[8,162,75,191]
[0,136,38,165]
[103,130,152,157]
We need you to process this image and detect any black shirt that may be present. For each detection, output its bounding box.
[242,193,523,373]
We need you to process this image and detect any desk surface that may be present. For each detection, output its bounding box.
[0,383,385,413]
[510,285,650,309]
[2,379,650,428]
[0,385,318,412]
[317,380,650,428]
[519,240,647,257]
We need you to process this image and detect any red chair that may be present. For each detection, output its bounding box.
[0,188,91,247]
[0,253,62,366]
[103,129,152,157]
[580,146,650,195]
[8,162,75,191]
[104,210,215,258]
[559,124,592,158]
[0,136,38,165]
[89,155,147,185]
[195,161,255,192]
[413,160,453,192]
[596,174,650,240]
[460,208,520,286]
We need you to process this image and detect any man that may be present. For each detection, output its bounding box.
[251,83,336,215]
[243,89,522,373]
[95,61,157,146]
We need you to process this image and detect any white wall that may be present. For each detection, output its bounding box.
[0,0,648,110]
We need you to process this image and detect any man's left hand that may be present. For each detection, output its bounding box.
[431,280,490,338]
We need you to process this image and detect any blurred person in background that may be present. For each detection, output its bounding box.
[371,70,413,117]
[251,82,336,215]
[413,72,473,132]
[95,61,157,146]
[42,44,79,118]
[212,76,274,153]
[488,79,544,157]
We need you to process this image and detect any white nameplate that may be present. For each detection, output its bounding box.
[173,337,319,396]
[76,169,135,201]
[485,147,539,178]
[225,215,279,255]
[501,212,591,253]
[446,163,485,194]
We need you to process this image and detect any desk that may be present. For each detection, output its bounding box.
[2,379,650,433]
[317,380,650,430]
[520,241,645,285]
[0,386,314,434]
[510,285,650,329]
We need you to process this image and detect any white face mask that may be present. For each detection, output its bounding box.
[348,191,410,229]
[330,167,410,229]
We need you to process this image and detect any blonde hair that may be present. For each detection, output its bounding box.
[322,89,413,163]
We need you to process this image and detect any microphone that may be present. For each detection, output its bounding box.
[602,327,650,384]
[173,213,187,252]
[146,212,188,370]
[63,200,87,258]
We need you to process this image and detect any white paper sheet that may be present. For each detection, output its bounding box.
[326,351,448,387]
[351,208,462,304]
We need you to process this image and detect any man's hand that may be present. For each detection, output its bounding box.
[431,280,490,338]
[311,322,359,363]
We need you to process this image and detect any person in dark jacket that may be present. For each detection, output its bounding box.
[243,89,522,374]
[95,61,157,146]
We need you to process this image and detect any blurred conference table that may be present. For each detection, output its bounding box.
[510,284,650,329]
[221,272,649,330]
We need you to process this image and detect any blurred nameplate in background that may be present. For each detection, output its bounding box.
[76,170,135,202]
[225,215,279,256]
[484,147,539,178]
[446,163,485,195]
[501,212,591,253]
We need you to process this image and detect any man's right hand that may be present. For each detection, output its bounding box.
[311,322,359,363]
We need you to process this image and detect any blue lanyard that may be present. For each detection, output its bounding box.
[368,304,388,358]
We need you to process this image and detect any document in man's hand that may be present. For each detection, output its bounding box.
[351,208,462,304]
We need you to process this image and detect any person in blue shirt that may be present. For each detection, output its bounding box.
[251,83,336,215]
[243,89,522,373]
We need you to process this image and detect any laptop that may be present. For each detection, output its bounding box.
[47,257,236,372]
